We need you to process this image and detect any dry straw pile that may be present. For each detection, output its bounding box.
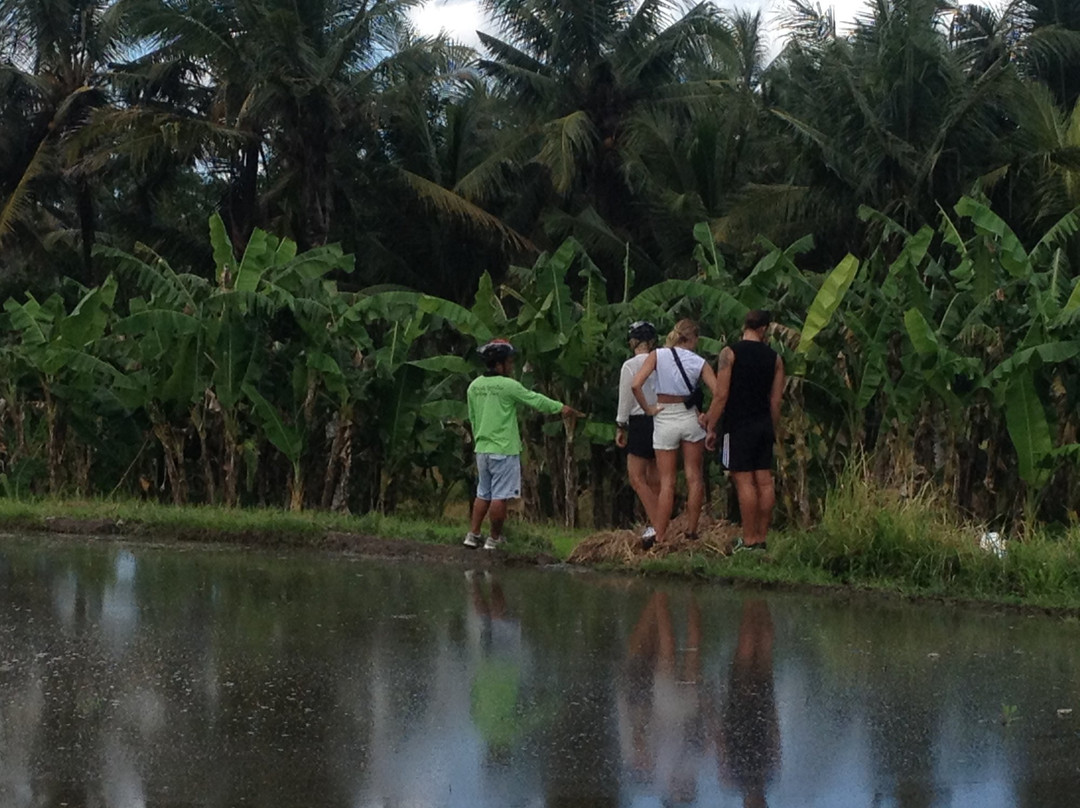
[569,513,740,564]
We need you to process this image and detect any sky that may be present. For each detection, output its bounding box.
[409,0,870,55]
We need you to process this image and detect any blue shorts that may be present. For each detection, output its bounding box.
[476,454,522,501]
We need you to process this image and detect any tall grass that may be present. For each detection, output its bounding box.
[776,462,1080,607]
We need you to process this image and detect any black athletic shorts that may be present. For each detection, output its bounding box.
[627,414,655,459]
[721,417,774,472]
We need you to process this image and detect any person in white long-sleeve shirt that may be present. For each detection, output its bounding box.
[616,321,660,539]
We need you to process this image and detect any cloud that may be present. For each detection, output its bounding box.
[410,0,486,46]
[409,0,875,56]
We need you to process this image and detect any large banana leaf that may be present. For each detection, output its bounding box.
[797,254,860,354]
[59,276,118,348]
[209,213,237,286]
[244,383,303,462]
[954,197,1028,278]
[1005,371,1053,488]
[985,341,1080,386]
[903,308,938,357]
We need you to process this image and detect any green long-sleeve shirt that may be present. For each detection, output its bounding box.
[467,374,563,455]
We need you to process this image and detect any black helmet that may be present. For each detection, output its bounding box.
[478,339,516,364]
[628,320,657,342]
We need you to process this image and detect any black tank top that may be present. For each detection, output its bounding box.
[725,340,778,426]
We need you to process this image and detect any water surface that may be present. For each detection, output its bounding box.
[0,536,1077,807]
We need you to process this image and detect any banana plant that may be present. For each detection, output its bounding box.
[2,277,129,493]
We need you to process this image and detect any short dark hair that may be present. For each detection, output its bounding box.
[745,309,772,330]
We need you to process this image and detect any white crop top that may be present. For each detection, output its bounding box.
[654,347,706,395]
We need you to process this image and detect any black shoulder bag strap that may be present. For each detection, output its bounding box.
[670,347,696,395]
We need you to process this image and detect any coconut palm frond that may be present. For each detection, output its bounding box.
[0,133,56,245]
[537,110,597,195]
[401,169,535,252]
[452,128,540,201]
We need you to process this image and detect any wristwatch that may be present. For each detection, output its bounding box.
[616,421,628,429]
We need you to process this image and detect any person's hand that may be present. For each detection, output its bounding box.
[646,404,661,417]
[615,427,628,448]
[561,404,585,419]
[705,429,717,451]
[697,411,709,430]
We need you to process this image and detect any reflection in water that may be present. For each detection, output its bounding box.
[467,570,527,758]
[0,539,1077,806]
[716,599,780,808]
[620,592,705,804]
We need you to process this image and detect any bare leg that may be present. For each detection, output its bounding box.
[731,471,761,545]
[469,498,490,535]
[645,459,660,501]
[488,498,508,538]
[653,449,679,543]
[752,469,775,545]
[682,439,706,535]
[628,454,660,527]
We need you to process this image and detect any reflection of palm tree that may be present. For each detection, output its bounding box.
[622,591,703,803]
[716,599,780,808]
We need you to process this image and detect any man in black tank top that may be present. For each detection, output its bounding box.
[703,310,785,551]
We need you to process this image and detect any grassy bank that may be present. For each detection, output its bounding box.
[638,474,1080,612]
[0,497,590,558]
[3,482,1080,612]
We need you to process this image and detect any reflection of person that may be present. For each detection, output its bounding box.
[615,321,660,542]
[704,311,785,551]
[716,599,780,808]
[463,339,577,550]
[466,570,524,756]
[631,320,722,549]
[619,592,704,804]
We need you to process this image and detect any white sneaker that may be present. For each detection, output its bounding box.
[640,526,656,540]
[463,532,484,549]
[483,535,505,551]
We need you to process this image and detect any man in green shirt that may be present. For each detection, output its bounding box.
[464,339,575,550]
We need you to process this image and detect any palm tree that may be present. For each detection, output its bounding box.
[0,0,135,286]
[1013,0,1080,110]
[136,0,423,251]
[472,0,736,288]
[764,0,1016,259]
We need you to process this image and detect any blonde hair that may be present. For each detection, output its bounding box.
[629,336,656,352]
[664,318,699,348]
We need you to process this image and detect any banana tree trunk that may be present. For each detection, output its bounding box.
[222,411,240,507]
[43,381,63,495]
[4,383,25,462]
[288,460,304,512]
[330,420,353,513]
[520,443,541,520]
[151,416,187,506]
[562,415,577,528]
[321,406,353,511]
[191,403,217,505]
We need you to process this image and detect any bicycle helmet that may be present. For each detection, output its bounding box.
[627,320,657,342]
[478,339,516,365]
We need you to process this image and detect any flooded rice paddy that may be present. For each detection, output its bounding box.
[0,536,1078,807]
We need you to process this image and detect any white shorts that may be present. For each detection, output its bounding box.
[652,403,706,450]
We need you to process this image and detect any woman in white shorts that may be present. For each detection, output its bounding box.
[631,319,721,549]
